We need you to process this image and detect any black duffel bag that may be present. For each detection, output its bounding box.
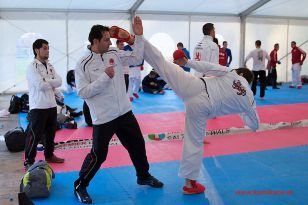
[4,127,26,152]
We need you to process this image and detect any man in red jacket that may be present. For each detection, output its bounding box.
[268,43,281,89]
[290,41,306,89]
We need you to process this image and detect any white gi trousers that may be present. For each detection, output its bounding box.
[128,66,141,97]
[143,38,212,180]
[291,63,302,86]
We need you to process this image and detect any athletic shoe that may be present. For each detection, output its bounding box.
[130,97,134,102]
[137,175,163,188]
[74,182,92,204]
[273,87,280,89]
[297,86,302,89]
[133,93,139,99]
[183,180,205,195]
[260,97,265,100]
[45,154,64,163]
[289,85,295,88]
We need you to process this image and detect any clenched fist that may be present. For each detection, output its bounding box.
[105,66,115,78]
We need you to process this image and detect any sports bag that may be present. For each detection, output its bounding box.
[4,127,26,152]
[20,160,55,198]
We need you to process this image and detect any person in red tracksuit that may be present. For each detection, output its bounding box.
[213,38,227,66]
[219,46,228,66]
[290,41,306,89]
[268,43,281,89]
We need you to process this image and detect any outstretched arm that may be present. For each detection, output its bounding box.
[185,60,229,77]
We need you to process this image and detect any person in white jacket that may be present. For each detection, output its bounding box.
[193,23,219,77]
[73,17,163,204]
[24,39,64,169]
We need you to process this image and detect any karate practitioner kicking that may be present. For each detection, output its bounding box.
[112,17,259,195]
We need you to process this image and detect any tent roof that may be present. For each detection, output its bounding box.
[0,0,307,19]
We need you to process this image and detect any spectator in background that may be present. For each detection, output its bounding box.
[142,69,165,94]
[222,41,232,67]
[193,23,219,77]
[244,40,270,99]
[213,38,227,66]
[290,41,306,89]
[177,42,191,72]
[268,43,281,89]
[116,40,129,91]
[66,70,76,93]
[124,44,144,101]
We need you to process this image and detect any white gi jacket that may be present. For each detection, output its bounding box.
[245,48,270,71]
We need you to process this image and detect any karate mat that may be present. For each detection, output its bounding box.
[33,145,308,205]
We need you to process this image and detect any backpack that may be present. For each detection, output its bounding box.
[8,95,22,114]
[4,127,26,152]
[20,160,55,198]
[20,93,29,113]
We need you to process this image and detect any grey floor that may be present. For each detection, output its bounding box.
[0,94,23,205]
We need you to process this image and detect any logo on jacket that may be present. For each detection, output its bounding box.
[195,52,201,61]
[109,58,115,65]
[232,80,246,96]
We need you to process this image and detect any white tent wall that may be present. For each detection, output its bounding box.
[67,12,130,71]
[0,11,67,93]
[139,14,190,78]
[1,10,308,94]
[0,11,130,93]
[245,17,308,83]
[288,19,308,79]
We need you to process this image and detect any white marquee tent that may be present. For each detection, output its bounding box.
[1,0,308,93]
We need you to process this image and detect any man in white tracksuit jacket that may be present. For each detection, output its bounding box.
[73,17,163,204]
[193,23,219,77]
[142,37,260,194]
[25,39,64,169]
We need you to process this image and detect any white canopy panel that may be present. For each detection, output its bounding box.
[251,0,308,18]
[138,0,260,15]
[0,0,135,11]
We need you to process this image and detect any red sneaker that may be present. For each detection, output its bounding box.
[130,97,134,102]
[183,180,205,195]
[133,93,139,99]
[297,86,302,89]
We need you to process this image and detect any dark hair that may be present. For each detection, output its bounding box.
[255,40,261,46]
[202,23,214,35]
[213,38,218,45]
[223,41,227,45]
[32,39,48,57]
[66,70,75,87]
[177,42,184,48]
[291,41,296,45]
[235,67,254,84]
[274,43,279,47]
[88,25,109,45]
[149,70,157,76]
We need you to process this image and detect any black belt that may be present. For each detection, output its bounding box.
[200,78,209,98]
